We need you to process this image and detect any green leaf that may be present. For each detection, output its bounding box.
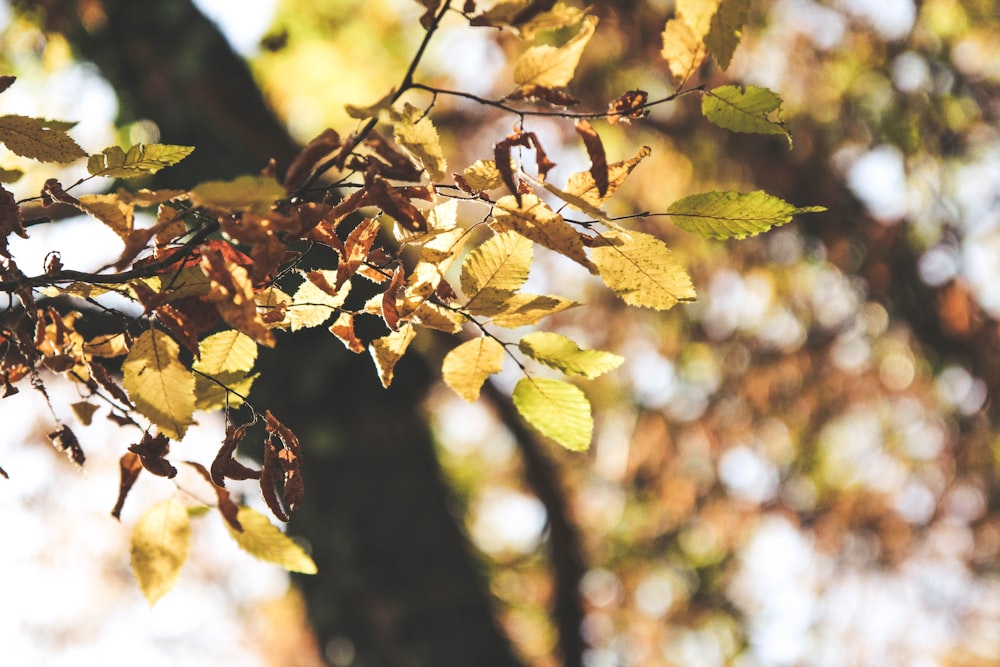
[701,85,791,146]
[518,332,623,379]
[705,0,751,69]
[592,228,696,310]
[225,506,317,574]
[0,114,86,163]
[87,144,195,178]
[442,337,505,402]
[0,167,23,183]
[194,371,258,411]
[513,377,593,452]
[190,175,285,214]
[667,190,826,239]
[130,498,191,605]
[122,329,196,440]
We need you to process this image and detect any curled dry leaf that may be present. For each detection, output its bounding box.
[607,89,649,124]
[111,452,144,520]
[185,460,243,532]
[48,424,85,468]
[574,119,608,197]
[128,432,177,478]
[284,128,341,191]
[211,423,261,487]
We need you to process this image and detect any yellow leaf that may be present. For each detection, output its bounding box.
[592,229,697,310]
[661,18,708,85]
[393,104,448,181]
[87,143,194,179]
[287,271,351,331]
[255,286,292,329]
[564,145,651,211]
[677,0,721,36]
[370,323,416,388]
[519,331,623,378]
[457,159,504,193]
[78,193,134,240]
[193,330,258,375]
[517,3,589,41]
[468,292,577,328]
[83,332,129,358]
[461,229,533,300]
[513,377,593,452]
[130,498,191,605]
[442,337,505,402]
[194,371,258,411]
[190,175,285,214]
[0,114,86,163]
[491,194,597,273]
[411,302,465,333]
[122,329,196,440]
[225,506,317,574]
[513,15,598,89]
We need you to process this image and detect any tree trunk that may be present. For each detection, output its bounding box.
[27,1,523,664]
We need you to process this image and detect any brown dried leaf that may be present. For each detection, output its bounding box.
[575,119,608,197]
[111,452,143,519]
[337,217,381,290]
[89,359,132,406]
[329,312,366,353]
[211,423,261,487]
[0,76,14,95]
[201,249,276,347]
[506,85,580,107]
[0,184,27,259]
[49,424,85,468]
[365,131,423,182]
[367,177,428,232]
[382,264,406,331]
[607,89,649,125]
[260,410,303,522]
[128,432,177,478]
[284,128,341,191]
[185,460,243,532]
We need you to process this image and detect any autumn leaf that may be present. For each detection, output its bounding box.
[284,128,341,190]
[0,184,27,259]
[592,228,697,310]
[518,331,623,378]
[514,15,597,89]
[0,114,86,163]
[190,175,285,214]
[491,194,597,273]
[461,230,533,303]
[77,193,134,240]
[122,329,196,440]
[86,144,194,179]
[517,2,588,40]
[201,249,276,346]
[701,85,791,146]
[607,90,649,125]
[442,337,505,402]
[130,498,191,605]
[661,18,708,85]
[705,0,751,69]
[393,104,448,181]
[224,506,317,574]
[111,452,144,520]
[128,432,177,478]
[667,190,826,239]
[0,167,24,183]
[193,329,258,376]
[513,377,593,451]
[329,312,366,353]
[564,145,651,212]
[575,119,608,197]
[370,323,417,388]
[455,159,503,193]
[48,424,85,468]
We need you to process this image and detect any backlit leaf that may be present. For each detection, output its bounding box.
[193,330,258,376]
[592,228,696,310]
[329,313,366,353]
[130,498,191,605]
[513,377,593,452]
[87,144,194,178]
[701,85,790,146]
[661,18,707,85]
[225,506,317,574]
[517,2,588,40]
[565,145,651,212]
[190,175,285,214]
[442,337,505,402]
[122,329,196,440]
[0,114,86,163]
[705,0,751,69]
[461,230,533,299]
[519,331,623,378]
[77,193,135,240]
[393,104,447,181]
[194,371,258,411]
[491,194,597,273]
[667,190,826,239]
[370,323,416,388]
[513,15,598,89]
[455,159,503,193]
[288,271,352,331]
[201,250,276,346]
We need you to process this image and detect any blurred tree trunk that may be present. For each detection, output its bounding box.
[26,1,523,665]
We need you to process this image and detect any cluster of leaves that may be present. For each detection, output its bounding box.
[0,0,822,602]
